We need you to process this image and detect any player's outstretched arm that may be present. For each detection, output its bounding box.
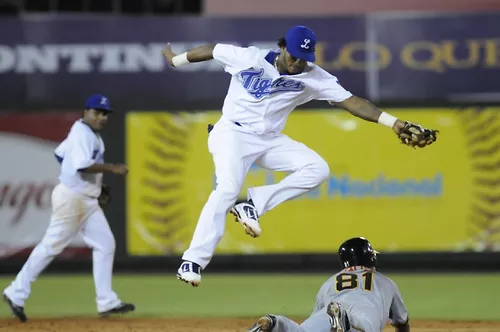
[333,95,405,135]
[162,43,216,67]
[80,163,128,175]
[333,96,438,148]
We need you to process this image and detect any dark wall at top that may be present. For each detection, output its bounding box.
[1,12,500,111]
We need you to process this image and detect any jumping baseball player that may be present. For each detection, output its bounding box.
[248,237,410,332]
[3,94,135,322]
[162,25,438,286]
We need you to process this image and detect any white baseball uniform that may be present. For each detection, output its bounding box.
[3,119,122,313]
[182,44,353,268]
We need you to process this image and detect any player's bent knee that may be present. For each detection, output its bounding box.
[308,159,330,185]
[91,233,116,255]
[101,237,116,255]
[317,160,330,182]
[108,238,116,254]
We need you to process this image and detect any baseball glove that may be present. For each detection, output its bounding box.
[397,122,438,148]
[98,184,111,206]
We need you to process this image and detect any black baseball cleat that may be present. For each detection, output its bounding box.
[3,293,27,323]
[99,302,135,317]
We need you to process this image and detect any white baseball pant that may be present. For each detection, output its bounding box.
[182,116,330,268]
[3,183,121,312]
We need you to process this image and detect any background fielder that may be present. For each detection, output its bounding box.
[3,94,135,322]
[248,237,410,332]
[162,25,438,287]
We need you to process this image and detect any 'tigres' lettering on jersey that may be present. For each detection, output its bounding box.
[240,68,305,99]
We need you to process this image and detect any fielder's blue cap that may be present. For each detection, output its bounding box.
[85,94,113,112]
[285,25,317,62]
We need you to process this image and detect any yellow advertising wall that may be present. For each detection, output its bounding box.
[126,107,500,255]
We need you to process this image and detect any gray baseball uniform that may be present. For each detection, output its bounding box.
[271,266,408,332]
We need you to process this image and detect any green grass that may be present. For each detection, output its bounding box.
[0,273,499,321]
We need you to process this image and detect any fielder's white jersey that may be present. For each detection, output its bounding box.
[212,43,353,135]
[54,119,105,198]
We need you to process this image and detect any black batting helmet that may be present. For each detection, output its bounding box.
[338,237,378,269]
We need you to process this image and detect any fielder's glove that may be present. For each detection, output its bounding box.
[397,122,438,148]
[98,184,111,206]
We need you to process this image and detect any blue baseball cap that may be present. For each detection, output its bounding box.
[285,25,317,62]
[85,94,113,112]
